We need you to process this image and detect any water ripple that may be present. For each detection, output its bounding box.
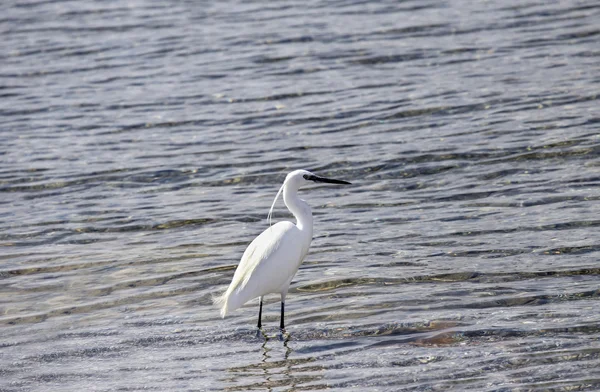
[1,0,599,390]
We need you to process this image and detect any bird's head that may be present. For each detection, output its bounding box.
[286,169,352,189]
[267,170,351,225]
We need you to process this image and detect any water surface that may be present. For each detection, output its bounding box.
[1,0,599,390]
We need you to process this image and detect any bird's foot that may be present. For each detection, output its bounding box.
[278,328,289,342]
[256,328,267,340]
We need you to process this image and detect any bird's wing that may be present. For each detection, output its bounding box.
[224,221,305,310]
[231,221,297,288]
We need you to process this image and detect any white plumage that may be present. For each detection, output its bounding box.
[216,221,308,316]
[214,169,350,330]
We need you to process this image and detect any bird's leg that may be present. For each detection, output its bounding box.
[255,297,264,339]
[279,301,285,331]
[257,296,263,329]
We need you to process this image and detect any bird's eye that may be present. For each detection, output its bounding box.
[303,174,309,180]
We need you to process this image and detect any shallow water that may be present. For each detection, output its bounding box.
[1,0,599,390]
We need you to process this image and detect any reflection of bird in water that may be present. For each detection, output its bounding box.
[214,170,351,331]
[227,337,306,390]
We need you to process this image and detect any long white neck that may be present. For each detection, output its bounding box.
[283,183,313,233]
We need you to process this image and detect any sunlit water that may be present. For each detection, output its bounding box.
[1,0,599,390]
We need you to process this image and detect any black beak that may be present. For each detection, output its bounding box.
[306,174,351,185]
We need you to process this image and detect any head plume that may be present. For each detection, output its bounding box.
[267,175,289,226]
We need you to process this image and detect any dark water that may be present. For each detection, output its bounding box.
[1,0,599,390]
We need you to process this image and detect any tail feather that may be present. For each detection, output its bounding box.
[212,291,229,318]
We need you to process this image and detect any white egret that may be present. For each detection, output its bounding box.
[214,169,351,330]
